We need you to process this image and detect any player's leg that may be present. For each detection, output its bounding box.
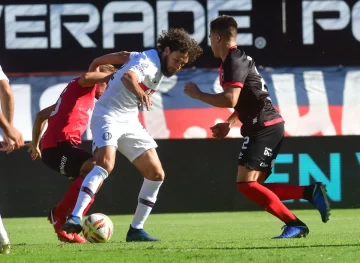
[42,143,92,243]
[255,139,331,223]
[117,123,162,242]
[62,117,120,234]
[237,166,309,238]
[62,145,115,234]
[236,123,309,238]
[127,148,164,242]
[0,215,10,254]
[262,182,330,222]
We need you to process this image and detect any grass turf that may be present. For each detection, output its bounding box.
[1,209,360,262]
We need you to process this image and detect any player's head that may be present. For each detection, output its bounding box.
[95,64,116,99]
[209,15,238,58]
[157,28,203,77]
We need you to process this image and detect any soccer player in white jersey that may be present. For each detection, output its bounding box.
[0,65,24,254]
[62,28,203,241]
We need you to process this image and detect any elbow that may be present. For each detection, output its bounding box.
[121,72,133,83]
[83,72,92,81]
[36,111,49,122]
[0,84,13,98]
[228,98,238,108]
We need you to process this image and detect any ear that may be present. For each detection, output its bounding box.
[164,46,171,56]
[216,33,221,42]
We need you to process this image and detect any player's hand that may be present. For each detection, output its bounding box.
[137,91,152,111]
[0,127,24,153]
[0,134,16,153]
[184,82,202,99]
[210,123,231,139]
[26,142,42,160]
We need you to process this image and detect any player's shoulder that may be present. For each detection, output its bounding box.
[226,48,252,68]
[64,77,82,90]
[140,49,160,66]
[228,48,248,62]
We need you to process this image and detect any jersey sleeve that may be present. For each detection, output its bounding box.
[127,53,156,84]
[0,66,9,83]
[222,55,249,88]
[129,52,140,60]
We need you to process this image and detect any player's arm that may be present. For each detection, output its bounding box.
[225,111,240,128]
[185,83,241,108]
[0,112,12,135]
[0,79,14,125]
[0,112,23,151]
[27,105,54,159]
[185,55,247,108]
[78,72,114,88]
[121,70,151,111]
[88,51,131,72]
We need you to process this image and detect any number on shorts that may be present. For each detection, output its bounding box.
[242,136,249,149]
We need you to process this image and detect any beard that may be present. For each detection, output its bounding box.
[160,54,175,77]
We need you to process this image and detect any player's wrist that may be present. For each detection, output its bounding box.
[195,90,204,100]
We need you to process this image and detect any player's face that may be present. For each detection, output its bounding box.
[161,47,189,77]
[209,31,221,58]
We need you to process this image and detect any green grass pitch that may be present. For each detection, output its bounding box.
[1,209,360,262]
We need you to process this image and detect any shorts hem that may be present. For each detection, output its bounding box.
[92,142,118,154]
[128,144,158,163]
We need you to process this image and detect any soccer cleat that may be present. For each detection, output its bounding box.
[48,208,87,243]
[0,243,10,255]
[308,183,331,223]
[62,215,83,234]
[0,230,10,254]
[72,233,88,244]
[273,225,309,239]
[126,225,160,242]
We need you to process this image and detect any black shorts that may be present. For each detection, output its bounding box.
[238,122,284,175]
[41,141,92,180]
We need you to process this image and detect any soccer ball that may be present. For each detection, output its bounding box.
[82,213,114,243]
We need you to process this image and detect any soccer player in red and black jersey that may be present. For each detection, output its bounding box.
[184,15,331,238]
[27,64,116,243]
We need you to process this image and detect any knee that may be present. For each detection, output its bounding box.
[236,182,256,196]
[95,156,115,174]
[146,168,165,181]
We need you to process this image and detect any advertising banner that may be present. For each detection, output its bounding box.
[5,67,360,141]
[1,0,360,72]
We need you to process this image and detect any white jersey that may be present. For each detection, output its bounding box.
[93,49,164,121]
[0,65,9,82]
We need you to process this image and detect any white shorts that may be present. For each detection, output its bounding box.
[91,116,157,162]
[0,66,9,82]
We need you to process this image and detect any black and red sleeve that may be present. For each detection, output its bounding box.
[222,53,249,88]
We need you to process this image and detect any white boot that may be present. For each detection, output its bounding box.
[0,216,10,254]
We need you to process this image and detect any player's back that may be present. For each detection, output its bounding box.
[41,78,96,149]
[222,47,283,135]
[93,49,163,121]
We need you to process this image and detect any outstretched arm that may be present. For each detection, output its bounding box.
[184,82,241,108]
[88,51,132,72]
[78,72,114,88]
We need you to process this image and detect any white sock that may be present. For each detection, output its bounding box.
[131,178,163,229]
[0,215,9,244]
[71,165,108,219]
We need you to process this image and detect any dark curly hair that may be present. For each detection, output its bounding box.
[157,28,203,64]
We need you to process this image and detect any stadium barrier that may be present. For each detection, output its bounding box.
[1,136,358,217]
